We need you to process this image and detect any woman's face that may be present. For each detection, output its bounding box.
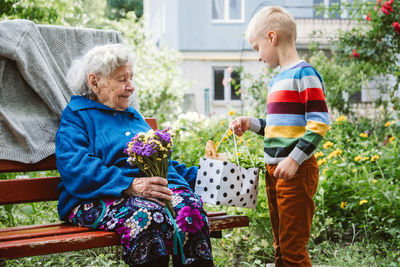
[90,63,134,111]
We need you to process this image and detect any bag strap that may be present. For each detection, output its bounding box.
[216,126,255,168]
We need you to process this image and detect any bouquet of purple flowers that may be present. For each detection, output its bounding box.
[124,128,175,217]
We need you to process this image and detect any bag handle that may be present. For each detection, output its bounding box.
[216,126,255,168]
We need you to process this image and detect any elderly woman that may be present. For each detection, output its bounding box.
[55,44,213,267]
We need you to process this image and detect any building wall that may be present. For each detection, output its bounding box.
[146,0,332,51]
[179,50,264,115]
[144,0,362,116]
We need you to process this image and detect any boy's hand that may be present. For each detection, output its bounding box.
[274,157,300,180]
[229,116,251,137]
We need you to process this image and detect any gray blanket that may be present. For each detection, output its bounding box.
[0,19,126,163]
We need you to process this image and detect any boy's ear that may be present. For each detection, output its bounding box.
[267,31,278,46]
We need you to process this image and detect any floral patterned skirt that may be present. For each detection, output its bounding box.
[68,188,213,266]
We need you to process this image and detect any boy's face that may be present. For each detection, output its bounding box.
[250,34,279,68]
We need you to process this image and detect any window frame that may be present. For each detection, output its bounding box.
[212,66,242,105]
[211,0,245,24]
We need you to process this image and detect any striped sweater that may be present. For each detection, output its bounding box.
[249,60,330,165]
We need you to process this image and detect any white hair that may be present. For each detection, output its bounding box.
[66,44,133,96]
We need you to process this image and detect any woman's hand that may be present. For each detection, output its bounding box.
[229,116,251,137]
[124,177,173,206]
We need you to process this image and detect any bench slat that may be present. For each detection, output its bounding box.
[0,212,230,242]
[0,214,248,259]
[0,230,120,259]
[0,212,236,243]
[0,177,60,205]
[0,223,92,242]
[208,215,249,231]
[0,155,57,173]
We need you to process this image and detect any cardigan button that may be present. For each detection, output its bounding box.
[125,131,131,136]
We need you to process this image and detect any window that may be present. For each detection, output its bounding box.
[313,0,346,19]
[212,0,244,23]
[213,67,241,102]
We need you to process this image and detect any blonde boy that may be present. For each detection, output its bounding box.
[230,6,330,267]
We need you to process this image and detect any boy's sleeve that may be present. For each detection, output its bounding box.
[288,68,330,165]
[248,118,266,136]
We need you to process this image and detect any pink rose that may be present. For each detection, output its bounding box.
[352,49,359,58]
[366,12,372,21]
[381,6,390,14]
[393,22,400,34]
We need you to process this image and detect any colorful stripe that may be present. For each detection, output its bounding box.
[267,90,301,104]
[267,102,305,114]
[253,61,330,165]
[305,112,330,125]
[265,126,306,138]
[299,88,326,102]
[305,120,330,136]
[266,114,307,126]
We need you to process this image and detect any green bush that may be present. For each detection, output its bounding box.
[313,116,400,245]
[169,111,400,265]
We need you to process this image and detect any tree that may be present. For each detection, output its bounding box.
[328,0,400,115]
[0,0,59,23]
[106,0,143,20]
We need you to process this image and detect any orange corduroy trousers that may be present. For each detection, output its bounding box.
[265,156,319,267]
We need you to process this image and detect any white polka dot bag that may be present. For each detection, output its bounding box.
[194,128,260,209]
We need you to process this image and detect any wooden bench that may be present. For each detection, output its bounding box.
[0,118,249,260]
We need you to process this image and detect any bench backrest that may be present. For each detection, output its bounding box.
[0,118,158,206]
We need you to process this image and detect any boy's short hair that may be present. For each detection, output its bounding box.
[245,6,297,44]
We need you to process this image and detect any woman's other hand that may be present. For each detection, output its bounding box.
[229,116,251,137]
[124,177,173,205]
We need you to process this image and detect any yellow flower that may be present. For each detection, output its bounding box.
[333,160,337,164]
[237,137,243,145]
[363,156,370,161]
[354,155,363,162]
[340,201,348,209]
[227,129,233,136]
[359,133,368,138]
[328,149,342,159]
[322,168,329,174]
[228,110,236,116]
[219,120,226,126]
[317,158,327,166]
[373,179,377,184]
[384,121,395,127]
[323,141,334,149]
[236,152,241,157]
[371,155,380,162]
[359,199,368,205]
[315,151,324,158]
[389,136,395,142]
[215,141,220,147]
[247,138,252,144]
[352,168,357,172]
[335,115,347,122]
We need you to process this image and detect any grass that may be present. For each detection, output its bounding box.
[5,238,399,266]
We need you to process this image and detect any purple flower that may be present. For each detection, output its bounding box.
[176,206,204,233]
[154,129,172,143]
